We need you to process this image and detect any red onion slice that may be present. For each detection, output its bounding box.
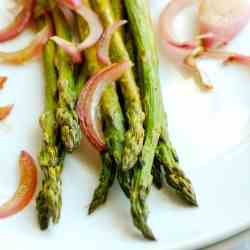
[160,0,250,91]
[52,0,103,62]
[0,151,37,219]
[76,5,103,51]
[0,76,7,89]
[76,60,131,152]
[58,3,75,28]
[50,36,82,63]
[97,20,127,65]
[160,0,250,63]
[199,0,250,48]
[0,0,34,42]
[57,0,81,9]
[160,0,196,67]
[0,105,13,121]
[224,54,250,66]
[0,25,52,64]
[160,0,196,50]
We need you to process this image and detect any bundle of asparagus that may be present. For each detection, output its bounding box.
[36,1,81,229]
[33,0,197,239]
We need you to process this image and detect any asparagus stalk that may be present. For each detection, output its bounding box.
[157,114,197,205]
[75,63,88,97]
[52,8,82,153]
[110,0,124,19]
[75,55,118,215]
[88,153,116,214]
[36,16,65,230]
[124,0,198,238]
[101,84,126,163]
[111,0,166,194]
[155,141,197,205]
[77,13,130,210]
[112,0,197,205]
[77,15,125,166]
[152,163,164,190]
[90,0,145,171]
[124,0,164,240]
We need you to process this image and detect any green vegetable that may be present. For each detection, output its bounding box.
[90,0,145,171]
[155,141,197,206]
[52,8,82,152]
[124,0,164,240]
[110,0,124,20]
[88,153,116,214]
[36,16,65,230]
[124,0,198,239]
[101,84,126,164]
[152,163,164,190]
[77,11,129,210]
[77,14,125,166]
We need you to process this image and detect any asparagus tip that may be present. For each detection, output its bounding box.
[184,189,198,207]
[169,174,198,206]
[143,228,157,241]
[122,130,145,172]
[121,162,133,172]
[88,201,99,215]
[87,189,107,215]
[131,207,156,241]
[131,190,156,240]
[36,191,50,230]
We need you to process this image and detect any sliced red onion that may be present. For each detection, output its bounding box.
[160,0,250,61]
[0,76,7,89]
[76,60,131,152]
[0,0,34,42]
[0,105,13,121]
[50,36,82,63]
[160,0,196,67]
[159,0,212,90]
[224,54,250,65]
[160,0,196,49]
[97,20,127,65]
[58,3,75,28]
[0,151,37,219]
[0,25,52,64]
[57,0,81,9]
[52,1,103,62]
[199,0,250,48]
[160,0,250,91]
[184,47,214,91]
[76,5,103,51]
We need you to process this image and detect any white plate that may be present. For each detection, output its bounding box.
[0,0,250,249]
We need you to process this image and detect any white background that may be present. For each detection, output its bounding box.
[0,0,250,249]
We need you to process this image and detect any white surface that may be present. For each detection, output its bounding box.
[205,229,250,250]
[0,0,250,249]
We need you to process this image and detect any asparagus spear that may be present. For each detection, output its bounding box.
[75,63,88,97]
[157,111,197,205]
[88,153,116,214]
[90,0,145,171]
[152,163,164,190]
[124,0,198,238]
[52,8,82,153]
[75,54,118,215]
[111,0,166,194]
[112,0,197,205]
[110,0,124,19]
[36,16,65,230]
[77,13,130,210]
[155,141,197,205]
[77,15,125,166]
[123,0,164,240]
